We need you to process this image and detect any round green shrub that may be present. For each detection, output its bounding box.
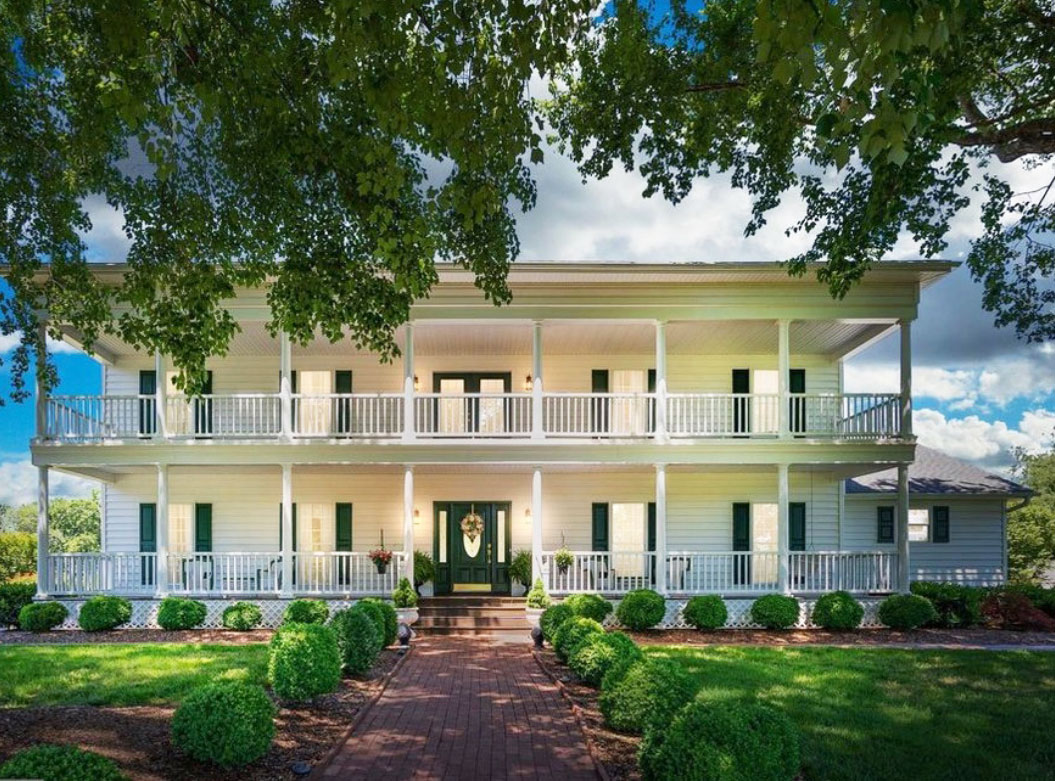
[526,578,551,609]
[268,623,342,700]
[616,589,667,631]
[750,594,800,629]
[553,616,605,663]
[598,656,699,734]
[222,602,263,631]
[0,578,38,627]
[568,630,642,688]
[157,597,207,631]
[878,594,939,630]
[281,598,329,625]
[540,602,574,644]
[78,596,132,632]
[564,593,613,623]
[329,607,382,675]
[811,590,864,630]
[392,577,418,608]
[353,599,388,646]
[640,699,801,781]
[19,601,68,632]
[0,744,127,781]
[682,595,728,630]
[171,681,275,767]
[361,598,398,646]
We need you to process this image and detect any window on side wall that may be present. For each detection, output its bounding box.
[908,508,930,542]
[169,504,192,554]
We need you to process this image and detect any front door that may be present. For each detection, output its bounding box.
[433,501,512,594]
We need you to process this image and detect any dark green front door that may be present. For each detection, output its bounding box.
[434,501,512,595]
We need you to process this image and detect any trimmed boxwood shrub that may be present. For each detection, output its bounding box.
[540,602,574,644]
[750,594,800,629]
[157,597,207,630]
[598,656,699,734]
[222,602,263,631]
[0,744,127,781]
[0,578,37,627]
[564,593,613,623]
[361,598,398,646]
[18,601,68,632]
[910,581,983,627]
[329,607,383,675]
[810,590,864,630]
[615,589,666,631]
[682,595,728,630]
[281,598,329,625]
[878,593,938,630]
[392,577,418,608]
[640,699,801,781]
[353,600,388,646]
[268,623,342,700]
[171,681,275,767]
[553,616,605,663]
[568,630,642,687]
[526,578,551,609]
[78,595,132,631]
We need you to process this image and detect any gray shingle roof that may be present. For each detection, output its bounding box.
[846,446,1031,496]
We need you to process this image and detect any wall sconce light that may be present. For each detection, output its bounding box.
[524,507,532,521]
[414,507,421,524]
[413,375,420,392]
[524,375,534,392]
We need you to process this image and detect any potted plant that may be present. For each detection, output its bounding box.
[414,550,436,596]
[554,547,574,576]
[525,578,550,627]
[508,550,531,597]
[392,577,419,625]
[370,547,393,575]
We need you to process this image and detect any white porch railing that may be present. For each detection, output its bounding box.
[292,393,403,438]
[666,393,778,437]
[45,395,151,440]
[166,552,283,594]
[46,552,158,595]
[787,551,896,593]
[540,551,658,593]
[414,393,532,437]
[665,552,782,594]
[833,393,902,439]
[542,393,656,437]
[166,394,282,438]
[291,552,408,595]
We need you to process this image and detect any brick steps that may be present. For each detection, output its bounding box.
[415,596,529,636]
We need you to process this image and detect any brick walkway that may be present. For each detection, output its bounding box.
[318,638,597,780]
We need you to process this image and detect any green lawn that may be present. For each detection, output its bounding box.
[0,644,269,708]
[650,645,1055,781]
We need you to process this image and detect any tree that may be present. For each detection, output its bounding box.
[546,0,1055,340]
[1009,448,1055,582]
[0,491,100,552]
[0,1,594,398]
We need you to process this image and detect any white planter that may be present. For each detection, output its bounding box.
[396,607,419,626]
[525,607,544,628]
[511,582,527,597]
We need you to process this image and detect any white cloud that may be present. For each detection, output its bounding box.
[0,460,98,507]
[913,408,1055,472]
[0,332,84,356]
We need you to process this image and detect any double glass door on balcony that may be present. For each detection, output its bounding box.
[433,372,512,435]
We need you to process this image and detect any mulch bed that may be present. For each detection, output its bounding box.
[0,648,404,780]
[0,628,275,645]
[625,627,1055,647]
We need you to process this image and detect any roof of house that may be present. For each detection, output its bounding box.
[846,446,1031,497]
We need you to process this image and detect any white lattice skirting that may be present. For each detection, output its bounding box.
[601,597,886,630]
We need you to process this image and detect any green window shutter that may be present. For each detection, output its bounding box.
[732,503,750,551]
[647,369,657,432]
[789,369,806,434]
[877,506,895,544]
[933,506,950,543]
[194,504,212,552]
[731,369,750,393]
[139,504,157,552]
[278,503,298,551]
[591,503,609,551]
[647,369,656,393]
[335,371,352,393]
[591,370,609,433]
[789,369,806,393]
[336,503,353,551]
[789,502,806,551]
[138,371,157,436]
[139,370,157,395]
[335,371,353,434]
[591,369,609,393]
[647,502,656,551]
[732,370,750,434]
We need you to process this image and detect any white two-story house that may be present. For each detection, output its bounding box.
[28,259,1010,626]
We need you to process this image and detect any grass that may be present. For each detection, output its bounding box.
[0,644,269,708]
[650,645,1055,781]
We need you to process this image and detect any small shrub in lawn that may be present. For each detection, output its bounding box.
[981,591,1055,631]
[281,598,329,625]
[750,594,800,629]
[599,656,699,734]
[615,589,666,631]
[392,577,418,608]
[268,623,342,701]
[564,593,613,623]
[0,578,37,627]
[352,599,388,646]
[157,597,207,630]
[222,602,263,631]
[553,616,605,663]
[878,594,938,630]
[0,744,127,781]
[682,595,728,630]
[78,595,132,631]
[568,631,642,687]
[18,601,68,632]
[171,681,275,767]
[540,602,574,644]
[329,607,382,675]
[910,581,983,627]
[640,699,801,781]
[811,591,864,630]
[525,578,551,609]
[361,598,398,646]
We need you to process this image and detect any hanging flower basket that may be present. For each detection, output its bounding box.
[554,547,574,575]
[370,548,393,575]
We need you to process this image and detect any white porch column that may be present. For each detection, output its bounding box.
[36,466,49,598]
[777,319,790,439]
[777,463,790,594]
[154,351,167,438]
[402,324,415,442]
[280,464,293,597]
[900,319,912,438]
[35,322,47,438]
[156,464,169,595]
[897,463,911,592]
[654,464,668,594]
[654,321,667,441]
[403,467,414,576]
[532,321,544,441]
[531,468,543,584]
[279,331,292,440]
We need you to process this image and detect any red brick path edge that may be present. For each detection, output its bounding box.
[315,637,599,780]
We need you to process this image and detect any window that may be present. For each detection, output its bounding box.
[908,509,931,541]
[751,503,779,584]
[611,503,646,576]
[752,370,779,434]
[298,371,332,434]
[298,503,332,552]
[611,370,648,435]
[169,504,192,554]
